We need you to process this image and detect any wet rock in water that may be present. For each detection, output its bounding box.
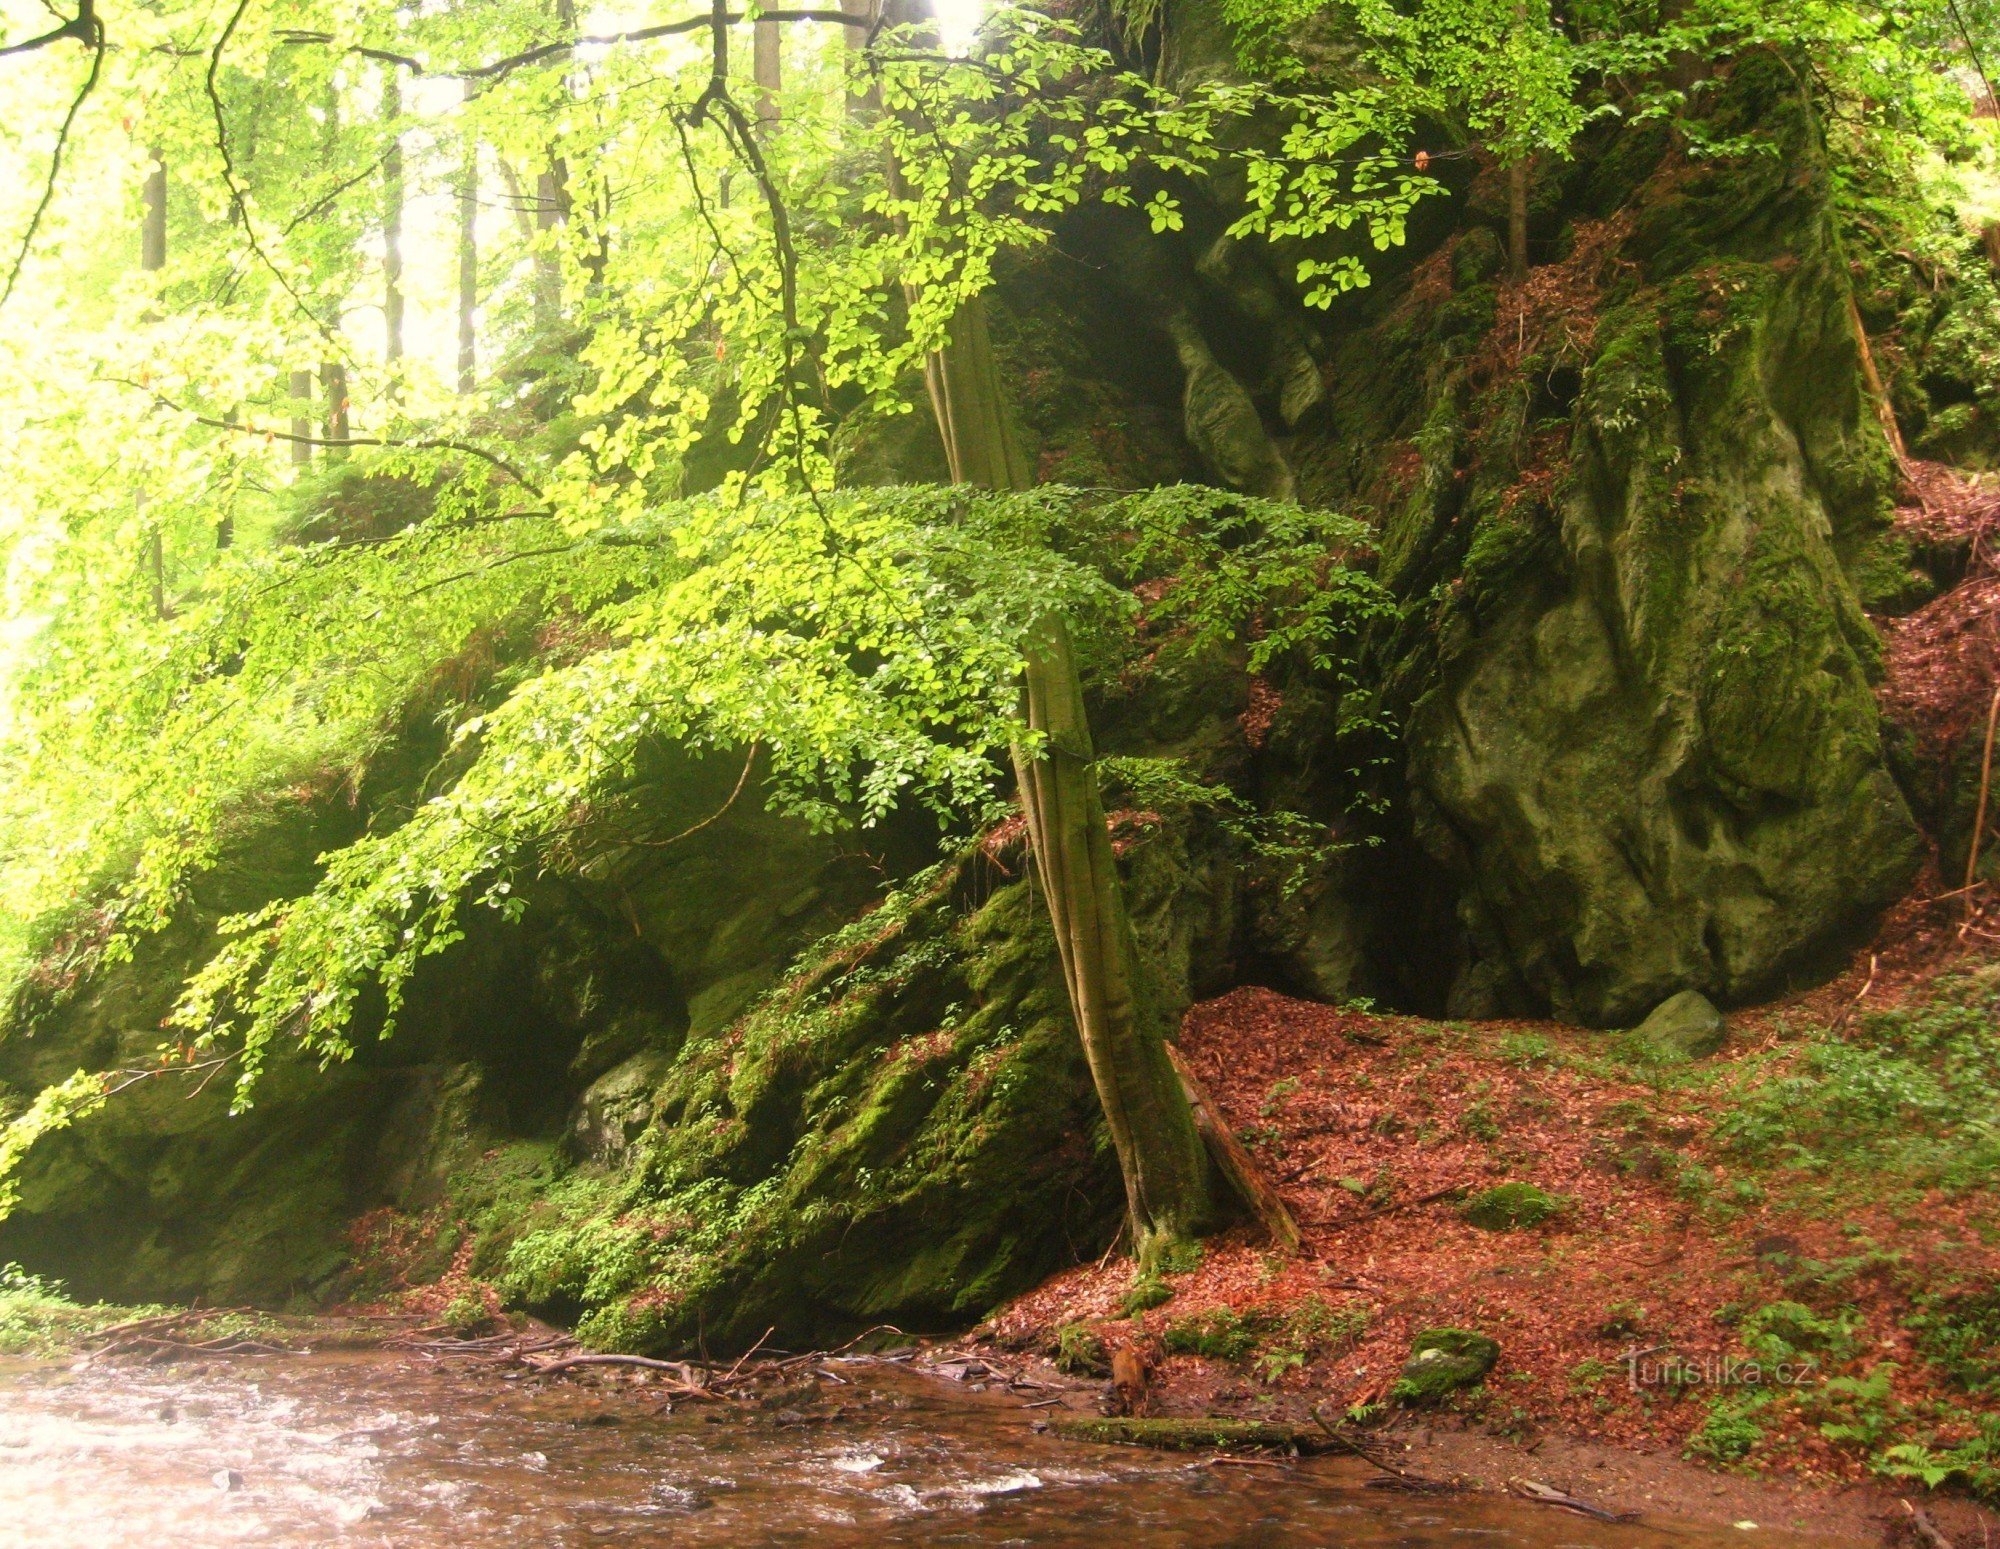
[1633,989,1727,1060]
[1459,1181,1565,1231]
[1393,1329,1500,1404]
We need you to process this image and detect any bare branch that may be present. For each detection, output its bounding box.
[0,0,103,309]
[205,0,346,349]
[111,379,544,494]
[277,9,865,84]
[0,0,93,58]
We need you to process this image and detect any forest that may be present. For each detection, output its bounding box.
[2,0,2000,1538]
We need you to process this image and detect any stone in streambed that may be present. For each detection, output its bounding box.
[1392,1329,1500,1404]
[1633,989,1727,1060]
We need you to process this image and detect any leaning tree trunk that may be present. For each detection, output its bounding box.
[916,295,1222,1264]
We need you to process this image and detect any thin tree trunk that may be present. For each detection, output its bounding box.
[918,295,1222,1264]
[289,368,313,466]
[322,360,349,456]
[535,164,567,330]
[382,65,405,367]
[141,148,166,272]
[754,17,781,130]
[1507,158,1529,281]
[841,0,879,118]
[457,89,479,394]
[140,148,169,612]
[1506,0,1529,281]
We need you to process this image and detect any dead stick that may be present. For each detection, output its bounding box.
[718,1326,776,1387]
[1962,681,2000,931]
[526,1352,694,1378]
[1903,1500,1957,1549]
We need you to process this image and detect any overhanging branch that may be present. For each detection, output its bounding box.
[278,9,866,83]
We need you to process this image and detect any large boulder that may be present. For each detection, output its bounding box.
[1304,63,1926,1023]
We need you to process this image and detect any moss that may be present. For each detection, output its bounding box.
[1392,1327,1500,1402]
[1162,1306,1268,1361]
[1459,1181,1565,1230]
[1054,1322,1110,1376]
[1052,1417,1329,1451]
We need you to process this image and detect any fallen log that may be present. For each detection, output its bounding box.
[1052,1417,1331,1452]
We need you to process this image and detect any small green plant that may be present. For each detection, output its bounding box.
[1162,1307,1269,1362]
[1741,1300,1857,1366]
[441,1291,493,1337]
[1498,1032,1554,1066]
[1260,1077,1302,1117]
[1256,1347,1307,1382]
[1688,1391,1771,1463]
[1568,1357,1610,1393]
[1912,1285,2000,1395]
[1156,1240,1206,1277]
[1459,1100,1502,1143]
[1121,1275,1176,1316]
[1878,1413,2000,1499]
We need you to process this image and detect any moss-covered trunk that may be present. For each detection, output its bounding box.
[919,294,1220,1262]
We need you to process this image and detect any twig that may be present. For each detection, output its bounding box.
[1205,1455,1291,1469]
[1,1,103,309]
[1903,1499,1957,1549]
[112,379,542,493]
[624,744,760,847]
[1961,680,2000,936]
[1828,952,1878,1036]
[1303,1184,1467,1230]
[719,1326,776,1386]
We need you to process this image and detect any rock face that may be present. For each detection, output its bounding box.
[1279,61,1926,1023]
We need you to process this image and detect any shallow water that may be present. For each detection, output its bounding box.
[0,1350,1837,1547]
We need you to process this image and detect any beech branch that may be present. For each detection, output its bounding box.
[112,380,543,493]
[277,9,866,84]
[0,0,96,58]
[0,0,104,309]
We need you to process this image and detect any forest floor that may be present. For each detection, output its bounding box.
[973,939,2000,1544]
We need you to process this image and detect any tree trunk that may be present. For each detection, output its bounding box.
[1507,157,1528,281]
[321,360,349,456]
[141,148,166,272]
[754,16,781,130]
[382,65,405,366]
[535,164,567,330]
[1506,0,1529,281]
[140,148,169,611]
[917,295,1222,1264]
[457,88,478,394]
[289,369,313,466]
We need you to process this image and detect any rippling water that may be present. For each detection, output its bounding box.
[0,1351,1837,1547]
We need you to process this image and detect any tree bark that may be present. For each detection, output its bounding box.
[289,369,313,466]
[754,16,781,130]
[141,148,166,272]
[916,294,1222,1264]
[382,65,405,366]
[1506,0,1529,281]
[457,87,478,394]
[321,360,349,455]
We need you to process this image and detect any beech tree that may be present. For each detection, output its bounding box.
[0,0,1994,1262]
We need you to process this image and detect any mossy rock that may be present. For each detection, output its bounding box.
[1632,989,1726,1060]
[1459,1181,1564,1231]
[1392,1328,1500,1403]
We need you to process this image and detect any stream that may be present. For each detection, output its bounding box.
[0,1350,1840,1547]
